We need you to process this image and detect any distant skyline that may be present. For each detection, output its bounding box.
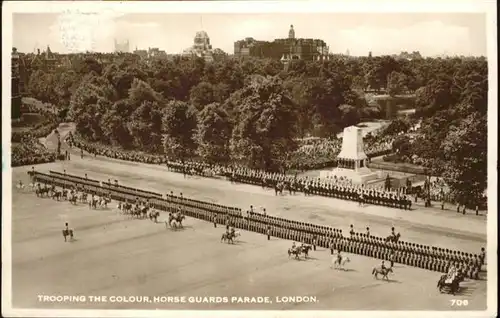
[13,12,487,57]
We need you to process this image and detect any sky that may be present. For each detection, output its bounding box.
[12,12,487,57]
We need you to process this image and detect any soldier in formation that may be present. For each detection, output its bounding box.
[33,169,483,280]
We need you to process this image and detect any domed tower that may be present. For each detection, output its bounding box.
[288,24,295,39]
[194,31,212,50]
[189,31,214,62]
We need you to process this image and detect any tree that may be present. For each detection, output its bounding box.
[440,112,487,206]
[194,103,232,164]
[100,100,133,147]
[74,57,103,75]
[338,104,360,127]
[383,118,411,136]
[189,82,215,110]
[307,77,346,136]
[387,71,408,96]
[27,70,56,104]
[212,48,228,62]
[162,100,198,162]
[53,70,79,112]
[128,100,163,151]
[415,75,456,117]
[68,74,115,140]
[392,135,411,155]
[230,75,298,171]
[127,78,163,108]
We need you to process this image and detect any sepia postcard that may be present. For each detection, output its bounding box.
[2,1,497,317]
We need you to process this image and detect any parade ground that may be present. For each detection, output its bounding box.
[9,153,488,311]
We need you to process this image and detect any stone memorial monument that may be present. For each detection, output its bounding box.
[320,125,379,184]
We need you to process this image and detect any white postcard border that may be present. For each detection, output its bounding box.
[2,1,497,317]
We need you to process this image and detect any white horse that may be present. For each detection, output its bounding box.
[331,254,350,270]
[16,180,26,191]
[28,182,38,192]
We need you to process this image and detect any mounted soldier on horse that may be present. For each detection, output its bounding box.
[221,227,240,244]
[274,181,284,196]
[149,209,160,223]
[167,210,185,229]
[385,232,401,243]
[62,222,74,242]
[331,251,350,270]
[288,242,312,259]
[372,261,394,280]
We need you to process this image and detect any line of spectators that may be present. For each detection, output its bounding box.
[11,106,59,143]
[68,133,412,209]
[12,138,56,167]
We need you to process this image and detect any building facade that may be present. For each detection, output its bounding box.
[114,39,130,53]
[12,48,22,119]
[30,46,57,73]
[234,25,329,61]
[133,47,167,60]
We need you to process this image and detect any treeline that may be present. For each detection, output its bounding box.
[26,54,488,203]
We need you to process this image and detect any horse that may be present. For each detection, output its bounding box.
[437,272,465,295]
[28,182,38,192]
[385,233,401,243]
[303,184,311,196]
[131,205,143,218]
[68,192,78,205]
[35,185,49,197]
[372,266,394,280]
[88,197,98,209]
[286,181,297,195]
[98,197,110,209]
[62,228,74,242]
[79,192,88,203]
[274,182,284,196]
[149,210,160,223]
[167,213,185,229]
[16,180,26,191]
[300,245,312,258]
[331,255,351,270]
[38,185,51,197]
[288,247,301,259]
[140,206,149,219]
[52,189,62,201]
[121,202,132,214]
[221,231,239,244]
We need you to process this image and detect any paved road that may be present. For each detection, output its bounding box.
[10,174,487,310]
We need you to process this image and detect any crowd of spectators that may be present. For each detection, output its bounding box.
[11,103,60,167]
[11,105,59,143]
[12,138,56,167]
[290,135,393,171]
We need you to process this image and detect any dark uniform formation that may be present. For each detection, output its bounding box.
[29,169,484,280]
[227,168,413,210]
[69,134,411,210]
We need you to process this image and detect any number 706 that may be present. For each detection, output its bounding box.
[450,299,469,306]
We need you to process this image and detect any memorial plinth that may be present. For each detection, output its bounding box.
[320,125,379,184]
